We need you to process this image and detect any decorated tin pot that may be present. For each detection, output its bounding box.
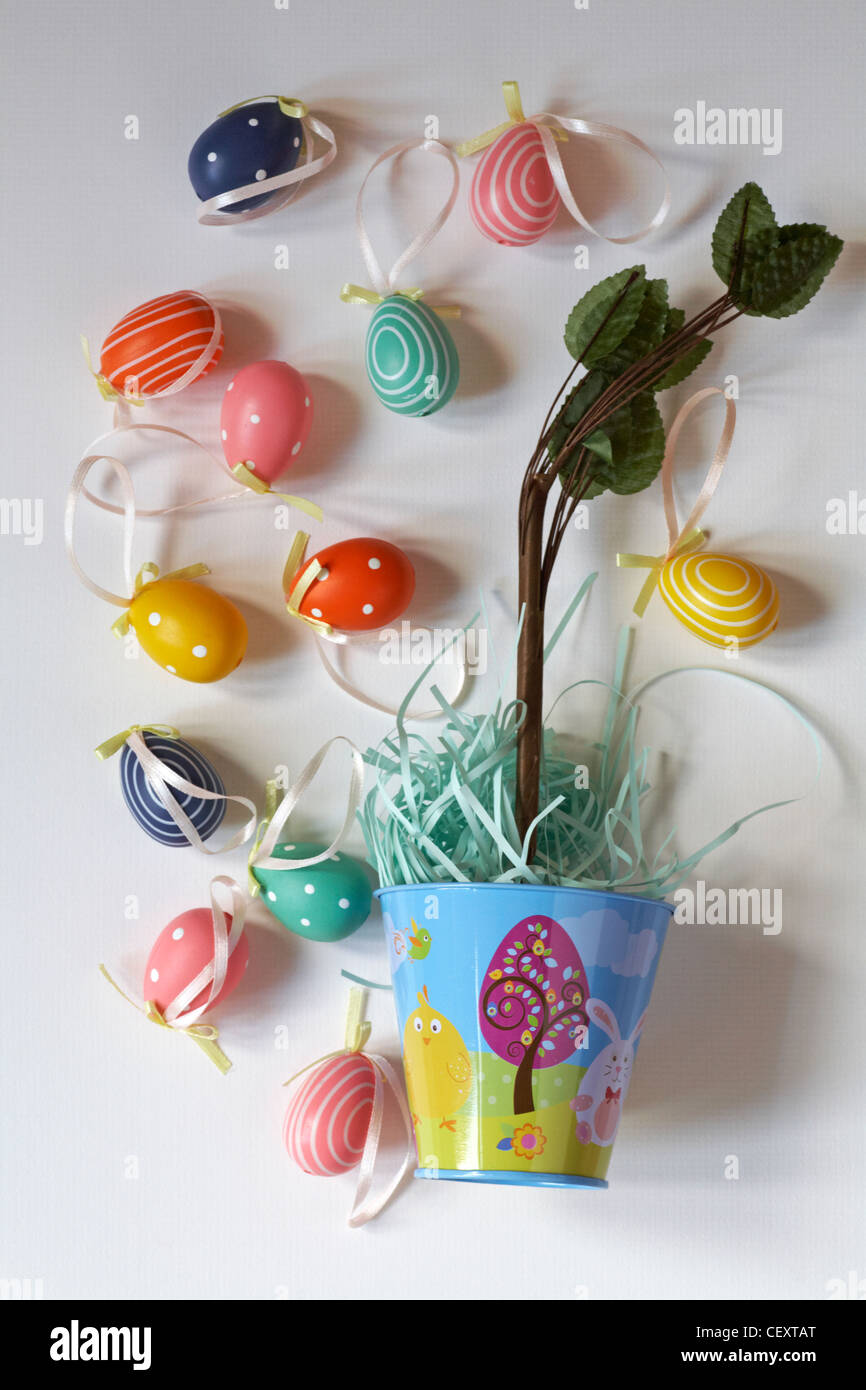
[378,883,672,1189]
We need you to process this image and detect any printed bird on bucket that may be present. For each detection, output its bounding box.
[403,986,472,1131]
[407,921,433,961]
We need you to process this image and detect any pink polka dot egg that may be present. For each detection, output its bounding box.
[143,908,249,1020]
[221,359,313,487]
[284,1052,377,1177]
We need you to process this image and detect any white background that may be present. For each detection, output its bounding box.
[1,0,864,1301]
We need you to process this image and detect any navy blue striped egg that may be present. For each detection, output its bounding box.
[119,734,226,847]
[364,297,459,416]
[188,101,303,214]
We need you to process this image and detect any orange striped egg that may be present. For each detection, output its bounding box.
[283,1053,376,1177]
[658,553,779,649]
[98,291,224,400]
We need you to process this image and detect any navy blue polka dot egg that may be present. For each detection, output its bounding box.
[120,733,226,847]
[188,100,304,214]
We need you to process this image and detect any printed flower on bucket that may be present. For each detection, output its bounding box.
[511,1123,547,1161]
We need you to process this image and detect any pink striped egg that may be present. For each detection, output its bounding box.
[469,122,560,246]
[283,1053,376,1177]
[98,290,224,400]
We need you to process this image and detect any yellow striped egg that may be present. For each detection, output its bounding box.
[658,553,779,649]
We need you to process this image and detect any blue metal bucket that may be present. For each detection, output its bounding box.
[377,883,672,1188]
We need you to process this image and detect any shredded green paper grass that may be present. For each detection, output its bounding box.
[359,584,814,897]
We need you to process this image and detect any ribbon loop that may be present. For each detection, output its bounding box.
[94,724,180,761]
[248,736,366,888]
[346,137,460,303]
[617,387,737,616]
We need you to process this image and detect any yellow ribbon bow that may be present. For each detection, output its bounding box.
[456,79,567,158]
[282,531,335,638]
[339,285,460,320]
[111,561,212,638]
[229,462,323,521]
[617,527,707,617]
[80,335,144,407]
[247,779,280,896]
[94,724,180,761]
[218,94,308,121]
[282,986,372,1089]
[99,965,232,1075]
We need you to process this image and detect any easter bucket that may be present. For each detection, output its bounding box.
[377,883,672,1189]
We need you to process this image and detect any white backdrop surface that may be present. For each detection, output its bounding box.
[1,0,864,1301]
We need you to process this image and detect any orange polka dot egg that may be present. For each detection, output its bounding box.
[287,537,415,633]
[658,552,779,649]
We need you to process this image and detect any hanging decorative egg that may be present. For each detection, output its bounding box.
[119,733,226,847]
[220,360,313,485]
[252,842,372,943]
[658,553,780,648]
[283,1052,377,1176]
[143,908,249,1020]
[128,579,247,682]
[286,537,414,633]
[469,122,560,246]
[365,296,459,417]
[188,100,303,215]
[96,291,224,401]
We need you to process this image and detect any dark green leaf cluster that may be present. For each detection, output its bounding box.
[550,184,842,501]
[712,183,843,317]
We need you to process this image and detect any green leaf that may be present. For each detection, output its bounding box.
[570,391,665,501]
[545,369,612,469]
[652,336,713,390]
[749,224,843,318]
[581,428,613,467]
[664,307,685,338]
[595,277,669,375]
[564,266,647,366]
[712,183,779,294]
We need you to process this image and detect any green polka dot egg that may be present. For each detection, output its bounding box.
[365,296,459,416]
[252,842,373,942]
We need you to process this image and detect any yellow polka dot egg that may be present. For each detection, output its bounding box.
[128,578,248,682]
[658,552,779,649]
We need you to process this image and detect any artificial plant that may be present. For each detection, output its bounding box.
[514,183,843,843]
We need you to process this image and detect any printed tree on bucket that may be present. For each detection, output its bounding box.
[480,915,590,1114]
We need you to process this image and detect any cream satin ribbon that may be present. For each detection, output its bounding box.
[100,876,250,1073]
[617,387,737,616]
[73,412,322,521]
[457,80,670,245]
[283,531,470,719]
[65,454,215,634]
[196,96,338,225]
[95,725,259,855]
[248,736,366,889]
[81,304,224,403]
[283,986,415,1227]
[340,137,461,313]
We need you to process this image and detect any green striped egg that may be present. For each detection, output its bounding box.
[365,296,459,416]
